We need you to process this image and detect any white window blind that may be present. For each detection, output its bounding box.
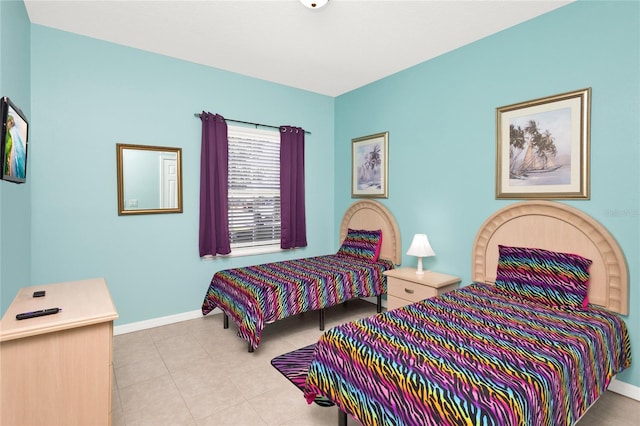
[227,126,281,249]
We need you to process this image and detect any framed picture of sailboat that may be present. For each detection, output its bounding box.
[496,88,591,199]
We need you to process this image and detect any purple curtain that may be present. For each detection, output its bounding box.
[199,112,231,256]
[280,126,307,249]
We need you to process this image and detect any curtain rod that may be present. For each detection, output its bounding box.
[193,113,311,135]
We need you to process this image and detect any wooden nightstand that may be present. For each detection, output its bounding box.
[384,268,461,311]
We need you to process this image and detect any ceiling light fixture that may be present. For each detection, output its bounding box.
[300,0,329,9]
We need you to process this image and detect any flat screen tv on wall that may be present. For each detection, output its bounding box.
[1,96,29,184]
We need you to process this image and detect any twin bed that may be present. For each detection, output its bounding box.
[303,201,631,426]
[201,200,402,351]
[201,200,631,425]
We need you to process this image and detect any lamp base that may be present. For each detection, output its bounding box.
[415,257,424,275]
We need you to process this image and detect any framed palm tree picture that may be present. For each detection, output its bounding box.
[496,88,591,199]
[352,131,389,198]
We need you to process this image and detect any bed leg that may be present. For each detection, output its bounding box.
[248,342,254,353]
[377,294,382,313]
[223,313,229,329]
[319,309,325,331]
[338,409,347,426]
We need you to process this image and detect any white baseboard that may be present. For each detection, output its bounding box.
[113,297,383,335]
[609,378,640,401]
[113,304,639,403]
[113,308,220,335]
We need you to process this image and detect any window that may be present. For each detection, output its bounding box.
[227,126,281,251]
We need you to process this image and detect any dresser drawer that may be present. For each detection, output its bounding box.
[387,295,414,311]
[387,277,437,302]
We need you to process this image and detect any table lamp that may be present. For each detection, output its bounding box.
[406,233,435,275]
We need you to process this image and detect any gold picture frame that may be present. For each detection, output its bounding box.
[496,88,591,199]
[116,143,183,215]
[351,132,389,198]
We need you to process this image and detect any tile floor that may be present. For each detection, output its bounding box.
[112,299,639,425]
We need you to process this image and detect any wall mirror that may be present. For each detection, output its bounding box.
[116,143,183,215]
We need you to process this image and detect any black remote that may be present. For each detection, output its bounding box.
[16,308,61,320]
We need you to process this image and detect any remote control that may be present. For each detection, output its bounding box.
[16,308,61,320]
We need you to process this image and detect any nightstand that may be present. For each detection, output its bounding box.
[384,268,461,311]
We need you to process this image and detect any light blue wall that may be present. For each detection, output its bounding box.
[334,1,639,387]
[28,25,335,325]
[0,0,31,313]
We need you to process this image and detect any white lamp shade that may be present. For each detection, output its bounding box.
[406,234,435,257]
[406,234,435,274]
[300,0,329,9]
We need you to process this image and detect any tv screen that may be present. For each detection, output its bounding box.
[1,96,29,184]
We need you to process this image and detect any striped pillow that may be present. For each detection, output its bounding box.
[495,245,592,309]
[337,229,382,263]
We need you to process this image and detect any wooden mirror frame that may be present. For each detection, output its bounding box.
[116,143,183,216]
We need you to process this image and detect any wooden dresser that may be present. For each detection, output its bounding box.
[0,278,118,425]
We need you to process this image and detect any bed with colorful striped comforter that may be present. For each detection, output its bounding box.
[303,282,631,426]
[201,255,393,350]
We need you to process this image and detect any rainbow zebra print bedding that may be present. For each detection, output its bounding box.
[201,255,393,350]
[304,282,631,426]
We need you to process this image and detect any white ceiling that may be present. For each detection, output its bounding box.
[23,0,573,97]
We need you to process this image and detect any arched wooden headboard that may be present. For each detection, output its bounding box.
[472,201,628,315]
[339,200,402,265]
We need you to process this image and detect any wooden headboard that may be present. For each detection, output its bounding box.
[339,200,402,265]
[472,201,628,315]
